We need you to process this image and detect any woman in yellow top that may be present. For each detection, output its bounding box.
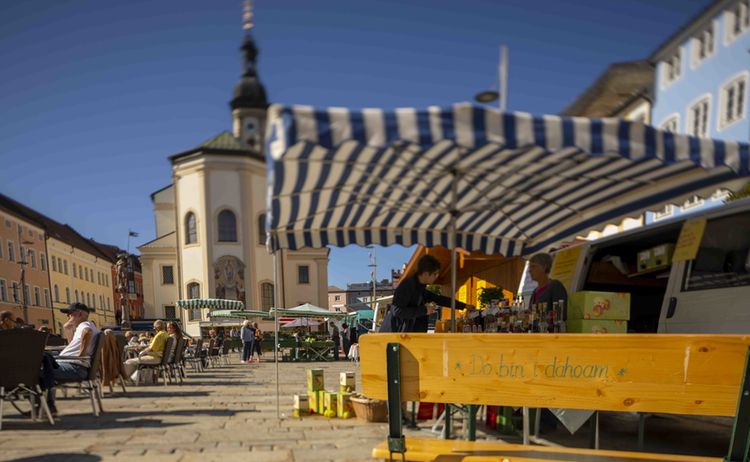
[123,320,168,382]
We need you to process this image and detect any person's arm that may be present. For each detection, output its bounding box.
[423,290,469,310]
[78,327,93,357]
[63,318,77,343]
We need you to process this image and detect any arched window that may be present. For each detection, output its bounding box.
[187,282,201,299]
[218,210,237,242]
[54,285,60,303]
[65,287,70,303]
[257,214,266,245]
[185,212,197,244]
[75,290,79,303]
[260,282,274,311]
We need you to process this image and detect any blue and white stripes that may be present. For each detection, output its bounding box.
[265,103,750,255]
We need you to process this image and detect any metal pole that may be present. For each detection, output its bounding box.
[273,251,280,420]
[449,169,459,333]
[499,45,508,112]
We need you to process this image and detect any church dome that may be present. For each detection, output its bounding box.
[230,34,269,110]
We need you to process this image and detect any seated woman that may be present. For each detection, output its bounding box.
[167,321,183,340]
[123,320,168,382]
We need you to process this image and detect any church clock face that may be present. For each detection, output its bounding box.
[244,116,261,148]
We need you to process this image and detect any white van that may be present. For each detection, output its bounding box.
[554,197,750,334]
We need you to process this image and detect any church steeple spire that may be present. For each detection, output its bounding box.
[230,0,268,111]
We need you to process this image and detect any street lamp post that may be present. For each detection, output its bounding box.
[115,252,130,329]
[17,226,35,324]
[474,45,508,111]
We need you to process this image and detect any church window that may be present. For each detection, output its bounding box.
[258,214,266,245]
[185,212,197,244]
[261,282,274,311]
[218,210,238,242]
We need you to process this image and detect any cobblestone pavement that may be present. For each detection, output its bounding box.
[0,356,734,461]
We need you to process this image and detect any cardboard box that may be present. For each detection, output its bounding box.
[294,394,309,411]
[324,392,338,415]
[651,243,675,267]
[566,319,627,334]
[308,390,325,414]
[338,392,353,418]
[307,369,325,392]
[340,372,355,393]
[637,249,652,271]
[568,291,630,321]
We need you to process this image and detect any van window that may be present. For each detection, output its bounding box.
[682,212,750,291]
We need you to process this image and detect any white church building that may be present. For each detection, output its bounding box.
[139,29,329,337]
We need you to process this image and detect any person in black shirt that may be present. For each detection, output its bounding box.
[529,252,568,319]
[380,254,474,333]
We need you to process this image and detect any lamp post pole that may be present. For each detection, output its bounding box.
[116,252,130,329]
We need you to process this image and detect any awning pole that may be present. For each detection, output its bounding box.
[450,169,459,333]
[273,250,280,420]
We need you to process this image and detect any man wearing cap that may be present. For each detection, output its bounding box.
[47,302,99,415]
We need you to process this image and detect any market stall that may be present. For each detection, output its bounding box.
[262,103,749,420]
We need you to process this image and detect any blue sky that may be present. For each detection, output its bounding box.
[0,0,710,288]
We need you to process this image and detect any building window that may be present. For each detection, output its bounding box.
[662,50,682,86]
[162,265,174,285]
[298,265,310,284]
[86,292,91,306]
[185,212,197,245]
[33,287,40,306]
[0,238,3,259]
[29,249,36,268]
[65,287,70,303]
[660,115,680,133]
[40,253,46,271]
[720,74,747,129]
[334,295,341,301]
[44,289,51,307]
[107,298,111,310]
[258,214,266,245]
[11,282,19,303]
[687,96,710,138]
[165,305,176,319]
[218,210,238,242]
[128,281,135,294]
[99,295,103,309]
[51,256,57,272]
[187,282,201,299]
[54,285,60,302]
[75,290,79,303]
[24,284,30,305]
[63,260,68,275]
[85,268,89,281]
[692,24,714,66]
[72,263,77,278]
[727,0,750,42]
[7,241,14,262]
[0,280,6,302]
[261,282,274,311]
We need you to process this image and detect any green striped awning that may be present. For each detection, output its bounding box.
[208,309,269,319]
[176,298,245,311]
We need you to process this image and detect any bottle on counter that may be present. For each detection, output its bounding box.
[558,299,567,333]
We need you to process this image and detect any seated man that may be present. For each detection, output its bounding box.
[0,310,15,330]
[48,303,99,415]
[123,320,167,382]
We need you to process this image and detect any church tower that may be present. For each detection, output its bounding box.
[231,0,268,150]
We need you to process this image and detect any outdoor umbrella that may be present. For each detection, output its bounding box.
[282,318,321,328]
[264,103,750,331]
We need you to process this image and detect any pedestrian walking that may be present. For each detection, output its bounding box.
[251,322,263,363]
[240,320,254,363]
[329,322,340,361]
[341,323,351,358]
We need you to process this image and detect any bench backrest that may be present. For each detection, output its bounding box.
[360,333,750,417]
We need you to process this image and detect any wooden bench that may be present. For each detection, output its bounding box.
[360,333,750,462]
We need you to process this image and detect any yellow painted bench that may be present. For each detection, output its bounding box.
[360,333,750,462]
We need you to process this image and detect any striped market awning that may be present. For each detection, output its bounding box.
[176,298,245,311]
[264,103,750,255]
[208,309,268,319]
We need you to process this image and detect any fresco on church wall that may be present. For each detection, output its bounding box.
[214,255,246,305]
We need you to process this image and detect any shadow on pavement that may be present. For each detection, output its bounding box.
[8,454,101,462]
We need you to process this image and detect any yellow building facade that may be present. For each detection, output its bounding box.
[48,237,116,332]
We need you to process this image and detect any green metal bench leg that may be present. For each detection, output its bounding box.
[467,404,478,441]
[725,347,750,462]
[386,343,406,461]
